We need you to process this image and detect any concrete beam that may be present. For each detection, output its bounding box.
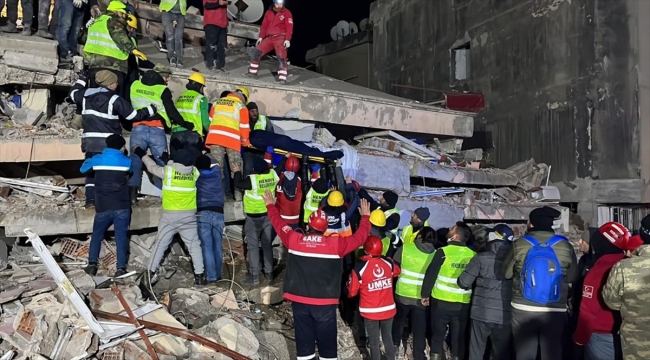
[0,137,83,163]
[355,153,411,196]
[0,64,75,87]
[305,31,371,64]
[410,162,520,186]
[1,200,245,237]
[554,178,650,204]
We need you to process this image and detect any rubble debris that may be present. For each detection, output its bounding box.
[506,158,550,190]
[247,286,283,305]
[271,120,315,142]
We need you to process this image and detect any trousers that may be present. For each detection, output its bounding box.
[161,11,185,63]
[469,319,511,360]
[392,302,427,360]
[88,209,131,270]
[84,151,101,205]
[55,0,84,56]
[129,125,168,188]
[6,0,32,28]
[244,215,274,276]
[585,333,621,360]
[366,318,396,360]
[430,300,470,359]
[511,307,567,360]
[149,211,204,274]
[197,210,225,281]
[209,145,243,177]
[249,35,288,81]
[204,24,227,69]
[293,302,338,360]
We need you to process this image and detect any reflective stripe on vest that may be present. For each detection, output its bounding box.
[384,207,400,234]
[401,220,429,245]
[244,172,279,214]
[84,15,128,60]
[206,96,245,148]
[161,166,199,211]
[159,0,187,15]
[175,90,205,136]
[254,115,268,130]
[302,188,330,222]
[130,81,170,127]
[359,304,396,314]
[432,246,476,303]
[395,243,435,299]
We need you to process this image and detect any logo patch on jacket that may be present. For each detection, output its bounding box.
[279,15,284,20]
[583,285,594,299]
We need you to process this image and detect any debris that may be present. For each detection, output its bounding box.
[211,289,240,311]
[271,120,315,142]
[247,285,283,305]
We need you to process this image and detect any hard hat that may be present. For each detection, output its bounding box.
[126,14,137,28]
[623,234,644,252]
[285,156,299,172]
[235,86,250,103]
[599,222,630,250]
[273,0,284,5]
[308,210,329,232]
[327,190,344,207]
[107,0,127,13]
[189,72,206,86]
[369,209,387,227]
[364,236,383,257]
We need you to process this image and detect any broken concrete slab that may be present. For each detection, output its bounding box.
[247,285,283,305]
[3,51,58,75]
[210,290,239,311]
[0,64,75,87]
[89,286,143,314]
[211,316,259,358]
[149,333,189,357]
[0,34,58,59]
[409,161,520,187]
[123,340,152,360]
[0,287,27,305]
[254,331,291,360]
[355,153,411,195]
[67,269,95,295]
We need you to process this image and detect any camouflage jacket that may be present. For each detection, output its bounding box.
[603,244,650,359]
[88,14,136,74]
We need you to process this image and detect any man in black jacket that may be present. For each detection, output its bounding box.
[69,70,156,209]
[458,224,514,360]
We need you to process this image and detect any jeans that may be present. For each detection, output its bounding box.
[292,302,338,360]
[244,215,274,276]
[6,0,32,28]
[430,300,470,359]
[197,211,225,281]
[511,307,566,360]
[161,11,185,63]
[204,24,227,69]
[149,211,204,274]
[469,319,511,360]
[585,333,619,360]
[84,151,101,205]
[55,0,84,56]
[366,318,395,360]
[129,125,168,188]
[88,209,131,270]
[392,302,427,360]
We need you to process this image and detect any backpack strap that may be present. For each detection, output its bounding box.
[522,235,540,247]
[545,235,567,247]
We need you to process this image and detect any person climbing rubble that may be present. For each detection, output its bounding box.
[69,70,156,209]
[247,0,293,83]
[172,72,210,158]
[261,189,372,360]
[1,0,53,38]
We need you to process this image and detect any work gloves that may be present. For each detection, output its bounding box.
[133,147,147,159]
[90,5,101,18]
[72,0,85,8]
[284,40,290,49]
[183,121,194,131]
[76,69,88,82]
[256,38,263,46]
[132,49,147,61]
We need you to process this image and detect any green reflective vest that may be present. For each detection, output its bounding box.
[402,220,429,245]
[175,90,205,136]
[130,80,170,127]
[244,172,279,214]
[395,243,435,299]
[161,166,199,211]
[84,15,128,60]
[355,236,391,260]
[159,0,187,15]
[303,188,330,222]
[254,115,269,130]
[431,245,476,303]
[384,207,400,235]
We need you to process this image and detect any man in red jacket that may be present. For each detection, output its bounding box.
[262,190,371,360]
[573,222,641,360]
[348,235,401,360]
[275,155,302,229]
[203,0,229,71]
[247,0,293,83]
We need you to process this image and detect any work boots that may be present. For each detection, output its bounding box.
[194,273,206,286]
[113,268,128,278]
[84,263,98,276]
[242,273,260,286]
[21,27,32,36]
[263,272,274,285]
[36,30,53,39]
[429,353,443,360]
[0,24,18,33]
[130,187,139,206]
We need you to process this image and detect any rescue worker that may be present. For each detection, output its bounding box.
[401,208,430,244]
[69,70,155,209]
[1,0,52,38]
[159,0,187,67]
[172,72,210,158]
[359,189,400,235]
[421,222,476,360]
[232,156,281,286]
[303,177,329,224]
[347,236,401,360]
[134,147,207,286]
[356,210,391,259]
[602,216,650,360]
[275,155,302,229]
[262,189,372,360]
[392,227,441,360]
[195,154,226,284]
[85,0,148,98]
[206,86,250,201]
[243,101,274,176]
[248,0,293,83]
[321,178,359,237]
[129,64,193,204]
[125,14,140,101]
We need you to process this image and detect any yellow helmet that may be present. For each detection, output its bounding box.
[189,72,206,86]
[235,86,250,104]
[126,14,137,28]
[369,209,387,227]
[107,0,127,13]
[327,190,344,207]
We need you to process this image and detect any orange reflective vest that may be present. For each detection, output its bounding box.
[205,94,250,151]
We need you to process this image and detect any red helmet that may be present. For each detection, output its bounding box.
[351,180,361,193]
[286,156,300,172]
[308,209,329,232]
[364,235,383,257]
[599,221,630,249]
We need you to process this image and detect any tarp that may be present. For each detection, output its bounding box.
[250,130,344,160]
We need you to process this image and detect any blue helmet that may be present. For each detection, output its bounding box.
[490,224,515,241]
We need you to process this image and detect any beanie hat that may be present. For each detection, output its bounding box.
[195,155,211,170]
[105,134,126,150]
[171,149,195,167]
[312,178,328,194]
[95,70,118,87]
[220,91,231,98]
[253,156,268,174]
[529,206,561,231]
[247,102,259,111]
[382,191,398,208]
[414,207,430,222]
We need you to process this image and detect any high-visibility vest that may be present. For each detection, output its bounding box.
[303,188,330,222]
[175,90,205,136]
[432,246,476,303]
[159,0,186,15]
[84,15,128,60]
[402,220,430,245]
[130,80,170,128]
[253,115,269,130]
[384,207,400,235]
[206,95,246,151]
[355,236,392,259]
[130,36,139,66]
[395,243,435,299]
[243,172,279,214]
[161,166,199,211]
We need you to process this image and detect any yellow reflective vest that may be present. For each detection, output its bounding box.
[159,0,187,15]
[303,188,330,222]
[175,90,205,136]
[84,15,128,60]
[431,245,476,303]
[130,80,171,128]
[161,166,200,211]
[395,243,435,299]
[244,172,279,214]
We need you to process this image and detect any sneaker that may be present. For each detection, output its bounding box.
[242,273,260,286]
[245,71,258,78]
[60,55,73,63]
[84,203,95,210]
[169,57,176,67]
[194,273,206,286]
[215,67,226,73]
[176,60,183,68]
[21,28,33,36]
[113,268,128,278]
[0,25,18,33]
[36,30,53,39]
[84,263,98,276]
[263,272,274,285]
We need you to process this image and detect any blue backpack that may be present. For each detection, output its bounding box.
[520,235,566,304]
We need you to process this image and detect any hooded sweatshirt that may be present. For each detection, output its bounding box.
[142,156,197,217]
[135,70,186,129]
[393,237,437,307]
